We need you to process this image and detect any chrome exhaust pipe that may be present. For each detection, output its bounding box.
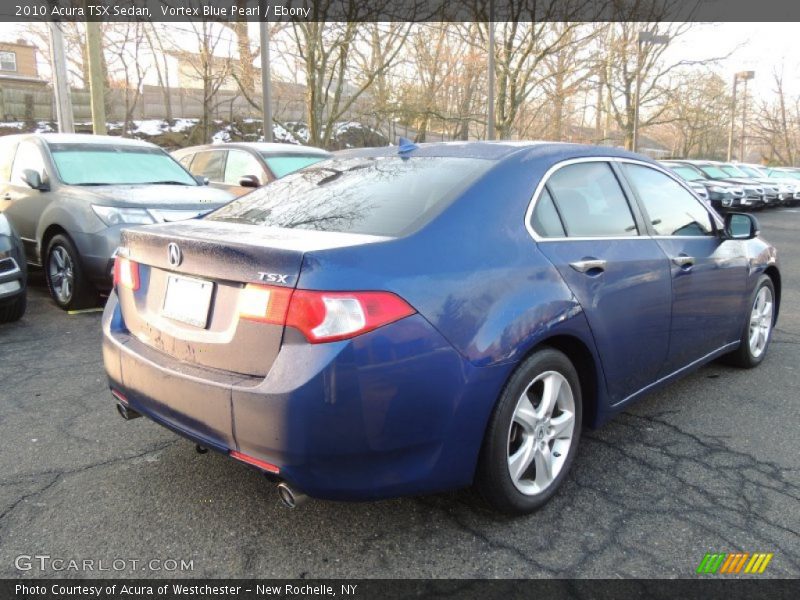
[277,482,307,508]
[116,402,141,421]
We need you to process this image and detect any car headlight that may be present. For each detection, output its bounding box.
[708,186,727,193]
[92,205,155,226]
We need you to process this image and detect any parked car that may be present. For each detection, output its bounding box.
[660,160,748,211]
[0,212,26,323]
[103,142,779,515]
[736,163,800,206]
[0,134,234,310]
[672,160,770,209]
[766,166,800,183]
[172,143,332,197]
[718,162,790,206]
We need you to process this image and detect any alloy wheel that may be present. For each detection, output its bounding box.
[749,285,773,358]
[48,245,74,305]
[507,371,576,495]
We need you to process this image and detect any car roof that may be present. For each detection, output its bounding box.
[20,133,158,148]
[334,140,650,164]
[175,142,331,155]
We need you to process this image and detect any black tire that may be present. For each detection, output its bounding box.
[0,291,26,323]
[725,275,776,368]
[44,234,97,311]
[475,347,583,515]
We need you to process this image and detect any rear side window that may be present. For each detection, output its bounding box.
[622,164,715,237]
[207,156,494,237]
[545,162,638,237]
[190,150,226,182]
[531,188,565,238]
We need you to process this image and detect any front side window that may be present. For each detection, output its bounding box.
[208,156,494,237]
[10,141,45,186]
[224,150,264,185]
[0,51,16,72]
[0,136,19,181]
[188,150,226,182]
[622,164,715,237]
[545,162,638,238]
[49,143,197,186]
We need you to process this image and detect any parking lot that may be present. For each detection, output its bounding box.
[0,208,798,579]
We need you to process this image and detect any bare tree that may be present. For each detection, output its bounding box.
[752,69,799,165]
[290,4,411,147]
[171,20,235,142]
[105,23,149,132]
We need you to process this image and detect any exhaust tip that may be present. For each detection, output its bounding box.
[277,482,307,509]
[116,402,141,421]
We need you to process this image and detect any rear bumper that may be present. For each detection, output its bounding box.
[102,292,509,501]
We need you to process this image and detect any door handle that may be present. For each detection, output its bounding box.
[569,259,607,274]
[672,255,695,268]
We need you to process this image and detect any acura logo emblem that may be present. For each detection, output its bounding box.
[167,243,182,267]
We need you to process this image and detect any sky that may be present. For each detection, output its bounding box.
[665,22,800,98]
[1,21,799,101]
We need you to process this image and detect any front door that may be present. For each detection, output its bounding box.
[619,163,748,374]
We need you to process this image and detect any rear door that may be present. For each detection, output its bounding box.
[619,162,748,373]
[531,160,672,404]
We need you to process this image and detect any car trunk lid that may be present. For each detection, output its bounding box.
[116,220,388,377]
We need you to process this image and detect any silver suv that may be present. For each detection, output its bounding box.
[0,134,234,310]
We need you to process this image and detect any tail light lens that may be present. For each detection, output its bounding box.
[113,257,140,291]
[239,285,415,343]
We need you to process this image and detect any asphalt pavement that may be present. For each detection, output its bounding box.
[0,209,798,579]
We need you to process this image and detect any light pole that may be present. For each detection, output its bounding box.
[727,70,755,161]
[260,21,273,143]
[632,31,668,153]
[487,0,495,140]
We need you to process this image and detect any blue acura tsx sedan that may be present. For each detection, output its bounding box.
[102,142,779,514]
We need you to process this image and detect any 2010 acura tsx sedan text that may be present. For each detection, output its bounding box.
[102,142,780,514]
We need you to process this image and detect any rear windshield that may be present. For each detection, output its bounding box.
[207,156,494,236]
[49,143,197,186]
[260,153,329,178]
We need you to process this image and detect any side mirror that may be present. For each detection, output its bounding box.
[23,169,48,191]
[238,174,260,188]
[194,175,209,186]
[724,212,759,240]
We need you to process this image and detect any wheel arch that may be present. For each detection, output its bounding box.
[764,265,781,321]
[40,223,70,261]
[535,334,600,429]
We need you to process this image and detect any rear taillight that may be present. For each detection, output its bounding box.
[113,257,140,291]
[238,284,292,323]
[238,285,416,343]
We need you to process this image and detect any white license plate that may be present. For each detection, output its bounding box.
[162,275,214,328]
